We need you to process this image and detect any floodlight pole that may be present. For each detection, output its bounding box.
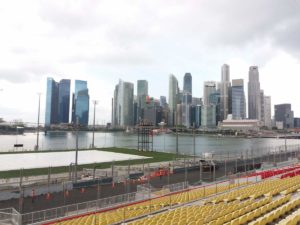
[36,93,41,151]
[75,117,79,183]
[92,100,98,148]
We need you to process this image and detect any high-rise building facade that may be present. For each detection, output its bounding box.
[45,78,59,126]
[260,90,265,125]
[58,79,71,124]
[203,81,217,105]
[73,80,89,126]
[113,80,134,127]
[220,64,231,121]
[45,77,71,126]
[176,104,183,126]
[183,73,192,95]
[137,80,148,124]
[231,79,246,120]
[195,105,202,128]
[274,104,294,129]
[168,74,178,126]
[112,84,119,126]
[160,96,167,107]
[264,96,272,128]
[182,73,193,128]
[248,66,261,120]
[182,93,191,127]
[192,97,202,106]
[137,80,148,96]
[201,105,216,128]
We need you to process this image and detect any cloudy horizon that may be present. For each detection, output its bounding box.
[1,0,300,125]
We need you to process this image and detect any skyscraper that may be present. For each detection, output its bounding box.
[183,73,192,95]
[248,66,261,120]
[203,81,217,105]
[137,80,148,123]
[275,104,294,129]
[181,73,192,128]
[112,84,119,126]
[45,78,59,126]
[72,80,89,126]
[260,90,265,125]
[168,74,178,126]
[231,79,246,120]
[137,80,148,96]
[113,80,134,127]
[201,105,216,128]
[195,105,202,128]
[45,78,71,126]
[160,96,167,107]
[264,96,272,128]
[58,79,71,124]
[220,64,231,121]
[202,81,218,128]
[182,93,191,128]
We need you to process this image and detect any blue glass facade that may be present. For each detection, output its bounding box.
[183,73,192,94]
[45,78,59,126]
[58,79,71,123]
[73,80,89,126]
[232,83,246,120]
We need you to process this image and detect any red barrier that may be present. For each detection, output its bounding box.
[247,164,300,179]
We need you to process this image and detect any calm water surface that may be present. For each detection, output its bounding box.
[1,131,299,156]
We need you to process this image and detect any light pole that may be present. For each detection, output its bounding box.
[92,100,98,148]
[75,117,79,183]
[159,121,166,152]
[36,93,41,151]
[193,123,196,164]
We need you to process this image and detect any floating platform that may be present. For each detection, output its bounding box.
[0,150,149,171]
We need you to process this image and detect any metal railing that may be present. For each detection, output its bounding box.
[0,208,21,225]
[21,191,141,225]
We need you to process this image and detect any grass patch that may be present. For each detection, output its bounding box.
[0,147,179,179]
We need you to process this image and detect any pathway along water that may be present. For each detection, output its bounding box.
[0,131,299,155]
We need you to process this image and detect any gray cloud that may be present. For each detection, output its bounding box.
[0,64,57,84]
[0,69,29,83]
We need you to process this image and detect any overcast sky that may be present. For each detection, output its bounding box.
[0,0,300,125]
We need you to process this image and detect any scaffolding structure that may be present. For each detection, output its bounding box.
[137,122,154,151]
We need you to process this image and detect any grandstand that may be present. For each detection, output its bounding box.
[42,164,300,225]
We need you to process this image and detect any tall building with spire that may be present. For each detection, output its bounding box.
[248,66,261,120]
[220,64,231,121]
[183,73,192,95]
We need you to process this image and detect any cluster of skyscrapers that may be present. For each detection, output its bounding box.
[45,78,90,127]
[44,68,297,131]
[111,65,276,130]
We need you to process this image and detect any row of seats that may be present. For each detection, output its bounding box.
[128,197,271,225]
[53,173,300,225]
[248,164,300,179]
[206,176,300,204]
[53,182,242,225]
[129,176,300,225]
[224,195,291,225]
[278,204,300,225]
[250,196,300,225]
[281,169,300,179]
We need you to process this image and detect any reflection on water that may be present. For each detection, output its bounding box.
[0,131,299,156]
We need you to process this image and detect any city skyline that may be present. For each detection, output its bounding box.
[1,0,300,124]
